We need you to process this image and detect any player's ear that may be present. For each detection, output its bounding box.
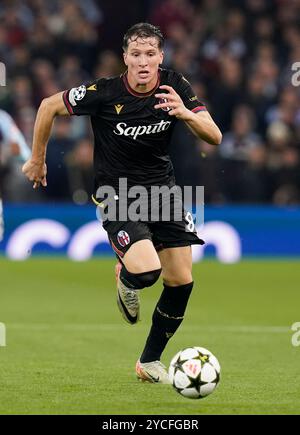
[123,51,128,66]
[159,50,164,65]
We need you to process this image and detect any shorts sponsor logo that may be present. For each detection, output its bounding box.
[117,230,130,247]
[69,85,87,106]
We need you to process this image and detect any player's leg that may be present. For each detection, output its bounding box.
[117,239,162,323]
[103,217,163,325]
[116,239,162,324]
[122,239,161,273]
[136,246,194,383]
[158,245,193,286]
[135,191,204,383]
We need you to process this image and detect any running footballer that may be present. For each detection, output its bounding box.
[22,23,222,383]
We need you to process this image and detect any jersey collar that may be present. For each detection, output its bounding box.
[122,69,161,97]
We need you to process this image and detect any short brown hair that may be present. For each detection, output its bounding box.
[123,22,164,51]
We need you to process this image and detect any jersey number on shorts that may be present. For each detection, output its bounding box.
[184,211,195,232]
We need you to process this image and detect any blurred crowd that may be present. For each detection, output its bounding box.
[0,0,300,205]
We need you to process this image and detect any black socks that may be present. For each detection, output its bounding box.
[140,282,194,363]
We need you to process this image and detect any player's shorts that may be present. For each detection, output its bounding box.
[94,192,205,259]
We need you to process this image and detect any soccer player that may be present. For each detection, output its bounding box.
[0,109,30,241]
[22,23,222,383]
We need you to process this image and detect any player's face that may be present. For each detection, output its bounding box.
[123,37,163,92]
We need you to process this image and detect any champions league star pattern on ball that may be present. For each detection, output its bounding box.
[168,347,221,399]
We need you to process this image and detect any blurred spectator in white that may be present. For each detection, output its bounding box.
[0,108,31,239]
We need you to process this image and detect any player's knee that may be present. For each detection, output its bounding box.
[163,272,193,287]
[120,267,162,290]
[137,268,162,288]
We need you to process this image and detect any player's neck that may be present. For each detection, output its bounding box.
[126,71,159,94]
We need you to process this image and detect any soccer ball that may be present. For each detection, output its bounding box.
[168,347,221,399]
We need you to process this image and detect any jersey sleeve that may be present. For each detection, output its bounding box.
[62,80,103,116]
[175,74,207,114]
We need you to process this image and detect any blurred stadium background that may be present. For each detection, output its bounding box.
[0,0,300,415]
[1,0,300,259]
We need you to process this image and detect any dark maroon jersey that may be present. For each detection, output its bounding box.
[63,68,206,194]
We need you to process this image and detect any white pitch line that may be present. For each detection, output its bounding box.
[6,324,290,333]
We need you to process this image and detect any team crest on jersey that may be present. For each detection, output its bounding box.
[69,85,86,106]
[159,98,171,112]
[117,230,130,247]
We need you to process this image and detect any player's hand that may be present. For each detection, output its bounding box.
[22,159,47,189]
[154,85,192,120]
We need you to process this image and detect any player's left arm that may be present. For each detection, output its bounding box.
[154,85,222,145]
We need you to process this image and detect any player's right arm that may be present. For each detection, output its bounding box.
[22,91,69,189]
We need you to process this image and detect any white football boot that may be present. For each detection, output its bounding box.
[115,262,140,324]
[136,360,171,384]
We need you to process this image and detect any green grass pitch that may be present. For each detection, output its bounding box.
[0,258,300,415]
